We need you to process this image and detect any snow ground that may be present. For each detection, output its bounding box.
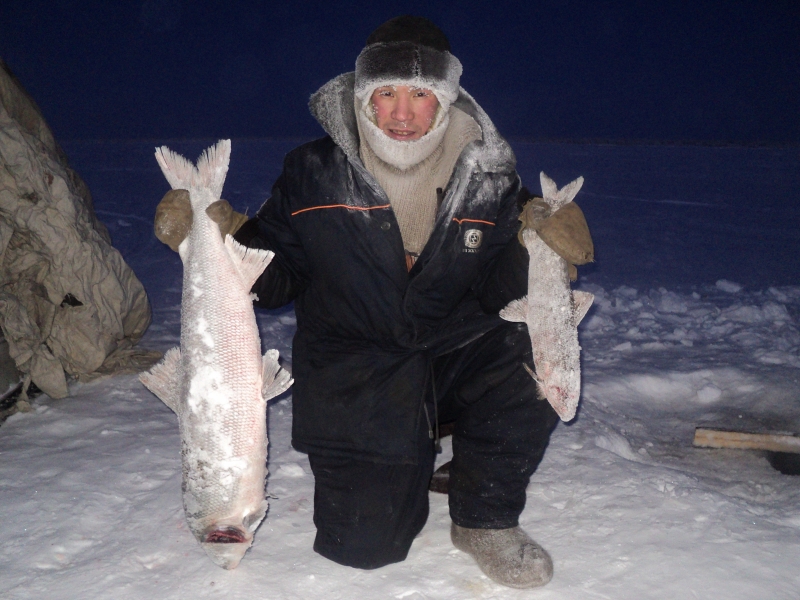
[1,141,798,599]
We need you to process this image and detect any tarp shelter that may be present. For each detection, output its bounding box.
[0,58,153,402]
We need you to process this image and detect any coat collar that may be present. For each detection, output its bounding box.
[308,72,516,175]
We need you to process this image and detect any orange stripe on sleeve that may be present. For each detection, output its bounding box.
[452,218,496,226]
[291,204,391,216]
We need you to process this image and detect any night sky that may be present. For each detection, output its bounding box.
[1,0,798,144]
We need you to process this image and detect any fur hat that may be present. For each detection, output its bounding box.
[354,16,462,113]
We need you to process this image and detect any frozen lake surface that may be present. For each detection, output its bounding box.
[1,140,798,599]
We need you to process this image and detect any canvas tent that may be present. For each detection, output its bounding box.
[0,58,154,404]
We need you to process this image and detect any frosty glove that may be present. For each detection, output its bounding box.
[154,189,248,251]
[205,196,250,238]
[518,192,594,281]
[154,189,192,251]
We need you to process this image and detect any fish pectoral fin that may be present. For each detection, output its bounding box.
[522,361,541,384]
[261,349,294,401]
[243,500,269,533]
[572,290,595,324]
[138,347,183,414]
[224,235,275,290]
[499,296,528,323]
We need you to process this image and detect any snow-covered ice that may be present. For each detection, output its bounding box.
[1,140,798,599]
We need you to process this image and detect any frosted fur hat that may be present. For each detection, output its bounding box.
[354,16,464,169]
[354,16,462,110]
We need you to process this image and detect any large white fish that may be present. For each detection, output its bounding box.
[139,140,292,569]
[500,173,593,421]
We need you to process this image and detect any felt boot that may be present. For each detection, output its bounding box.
[451,523,553,588]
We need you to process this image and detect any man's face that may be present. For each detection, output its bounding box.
[370,85,440,141]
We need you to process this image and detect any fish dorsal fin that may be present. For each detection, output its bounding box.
[540,172,585,211]
[155,139,231,199]
[572,290,594,324]
[139,347,183,414]
[224,235,275,290]
[261,349,294,401]
[499,296,529,323]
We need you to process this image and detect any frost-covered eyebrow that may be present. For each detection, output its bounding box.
[373,85,435,94]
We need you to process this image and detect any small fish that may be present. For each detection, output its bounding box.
[140,140,292,569]
[500,173,593,421]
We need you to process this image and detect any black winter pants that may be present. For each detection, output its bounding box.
[308,322,559,570]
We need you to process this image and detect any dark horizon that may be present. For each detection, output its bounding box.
[1,0,798,145]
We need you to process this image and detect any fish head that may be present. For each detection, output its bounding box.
[201,536,252,570]
[536,361,580,422]
[191,499,269,569]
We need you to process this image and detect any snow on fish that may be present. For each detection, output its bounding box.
[139,140,292,569]
[500,172,593,421]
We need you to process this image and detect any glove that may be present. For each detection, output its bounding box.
[518,193,594,281]
[154,189,249,251]
[154,190,191,251]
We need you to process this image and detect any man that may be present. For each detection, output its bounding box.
[154,15,592,589]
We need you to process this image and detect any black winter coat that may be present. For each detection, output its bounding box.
[236,73,529,463]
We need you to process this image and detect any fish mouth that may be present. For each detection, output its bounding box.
[204,526,248,544]
[201,526,253,569]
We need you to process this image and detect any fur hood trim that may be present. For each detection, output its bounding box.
[308,72,516,174]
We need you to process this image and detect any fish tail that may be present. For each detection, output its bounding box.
[196,139,231,199]
[155,139,231,200]
[155,146,199,191]
[539,172,584,211]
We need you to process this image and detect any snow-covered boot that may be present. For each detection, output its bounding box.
[451,523,553,588]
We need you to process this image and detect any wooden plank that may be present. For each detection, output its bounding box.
[693,428,800,454]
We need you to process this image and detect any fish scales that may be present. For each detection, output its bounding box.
[140,140,292,569]
[500,173,593,422]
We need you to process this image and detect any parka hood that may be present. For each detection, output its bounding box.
[308,72,516,175]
